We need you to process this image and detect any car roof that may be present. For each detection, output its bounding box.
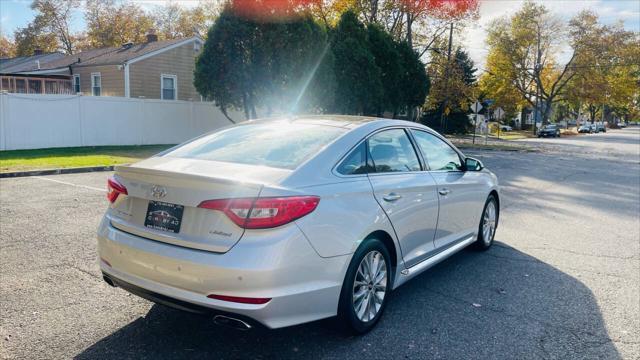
[242,115,418,130]
[272,115,452,188]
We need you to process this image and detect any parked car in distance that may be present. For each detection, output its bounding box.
[596,123,606,133]
[538,124,561,138]
[98,116,500,334]
[617,122,627,128]
[499,125,513,131]
[590,124,598,133]
[578,124,593,133]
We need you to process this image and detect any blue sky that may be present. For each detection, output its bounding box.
[0,0,197,37]
[1,0,638,66]
[0,0,82,35]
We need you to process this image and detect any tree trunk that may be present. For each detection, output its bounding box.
[61,33,74,54]
[242,92,251,120]
[250,100,257,119]
[220,107,236,123]
[406,13,413,48]
[408,107,416,122]
[541,100,553,125]
[370,0,378,23]
[588,104,597,122]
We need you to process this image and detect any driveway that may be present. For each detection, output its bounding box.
[1,128,638,359]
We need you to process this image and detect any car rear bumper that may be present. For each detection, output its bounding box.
[97,216,350,329]
[101,270,263,329]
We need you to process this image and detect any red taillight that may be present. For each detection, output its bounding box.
[207,294,271,304]
[107,176,128,203]
[198,196,320,229]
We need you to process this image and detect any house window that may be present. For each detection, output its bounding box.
[91,72,101,96]
[45,80,58,94]
[161,74,177,100]
[194,42,201,52]
[15,79,26,93]
[28,79,42,94]
[73,74,80,94]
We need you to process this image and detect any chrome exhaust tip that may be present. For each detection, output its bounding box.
[213,315,252,330]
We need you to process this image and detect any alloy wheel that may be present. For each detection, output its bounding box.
[352,250,387,322]
[483,201,497,245]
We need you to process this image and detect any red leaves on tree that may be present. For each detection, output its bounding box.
[231,0,319,21]
[400,0,479,19]
[230,0,479,21]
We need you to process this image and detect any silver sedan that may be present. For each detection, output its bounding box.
[98,116,500,333]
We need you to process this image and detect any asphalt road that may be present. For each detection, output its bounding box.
[1,128,638,359]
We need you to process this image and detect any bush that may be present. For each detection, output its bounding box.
[421,110,472,134]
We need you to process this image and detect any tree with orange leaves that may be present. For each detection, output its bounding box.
[399,0,478,53]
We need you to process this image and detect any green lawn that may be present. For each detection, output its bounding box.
[487,130,536,140]
[0,145,173,173]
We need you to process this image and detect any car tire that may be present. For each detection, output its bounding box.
[474,195,499,251]
[337,238,392,334]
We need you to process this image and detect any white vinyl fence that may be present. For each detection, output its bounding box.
[0,93,242,150]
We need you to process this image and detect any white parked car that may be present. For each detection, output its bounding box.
[98,116,500,333]
[499,125,513,131]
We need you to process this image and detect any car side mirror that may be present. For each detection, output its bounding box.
[465,157,483,171]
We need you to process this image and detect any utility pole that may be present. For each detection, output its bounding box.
[533,23,542,136]
[439,22,454,132]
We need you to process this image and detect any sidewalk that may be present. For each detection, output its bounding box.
[446,134,535,152]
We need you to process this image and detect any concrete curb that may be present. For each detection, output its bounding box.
[0,165,115,178]
[456,146,532,152]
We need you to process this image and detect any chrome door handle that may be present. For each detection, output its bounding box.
[383,193,402,202]
[438,188,451,196]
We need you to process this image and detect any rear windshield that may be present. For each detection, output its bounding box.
[165,122,346,170]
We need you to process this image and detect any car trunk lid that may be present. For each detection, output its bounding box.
[108,157,291,252]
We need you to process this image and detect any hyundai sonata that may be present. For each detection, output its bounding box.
[98,116,500,333]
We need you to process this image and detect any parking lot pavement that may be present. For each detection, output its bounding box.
[1,128,638,359]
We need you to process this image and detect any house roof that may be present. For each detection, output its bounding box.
[0,52,66,73]
[1,37,202,75]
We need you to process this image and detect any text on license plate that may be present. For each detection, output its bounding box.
[144,201,184,233]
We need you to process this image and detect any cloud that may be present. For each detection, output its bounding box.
[616,9,640,19]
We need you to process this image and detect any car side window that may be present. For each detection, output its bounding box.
[367,129,421,173]
[411,130,462,171]
[336,142,370,175]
